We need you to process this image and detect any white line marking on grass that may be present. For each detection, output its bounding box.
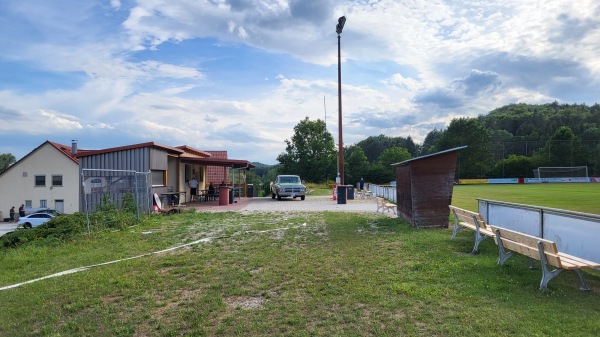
[0,223,306,291]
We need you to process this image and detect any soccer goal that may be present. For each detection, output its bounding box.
[533,166,588,179]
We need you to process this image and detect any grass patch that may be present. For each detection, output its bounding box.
[452,183,600,214]
[1,210,599,336]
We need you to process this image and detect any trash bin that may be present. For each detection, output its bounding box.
[229,187,234,204]
[346,185,354,200]
[247,184,254,198]
[336,185,347,204]
[219,186,229,205]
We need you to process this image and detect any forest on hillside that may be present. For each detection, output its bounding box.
[253,102,600,187]
[424,102,600,179]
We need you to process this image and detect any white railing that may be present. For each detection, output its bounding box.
[478,199,600,264]
[368,184,396,203]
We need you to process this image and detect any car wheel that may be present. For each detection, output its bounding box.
[24,223,32,229]
[277,194,282,201]
[301,196,305,200]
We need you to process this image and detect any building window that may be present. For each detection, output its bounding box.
[35,175,46,187]
[25,200,32,208]
[151,170,166,187]
[40,200,47,208]
[185,165,191,182]
[52,175,63,186]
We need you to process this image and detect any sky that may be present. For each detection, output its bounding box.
[1,0,600,165]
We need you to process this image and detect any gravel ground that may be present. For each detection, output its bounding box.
[187,195,396,217]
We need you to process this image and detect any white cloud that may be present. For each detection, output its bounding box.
[110,0,121,10]
[1,0,600,164]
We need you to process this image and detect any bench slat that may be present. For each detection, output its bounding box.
[558,253,600,269]
[449,206,492,233]
[490,225,600,270]
[493,235,563,268]
[490,226,557,254]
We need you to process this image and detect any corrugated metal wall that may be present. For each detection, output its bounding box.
[79,147,169,211]
[80,147,155,173]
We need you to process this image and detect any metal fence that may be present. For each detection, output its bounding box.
[478,198,600,264]
[368,184,396,202]
[491,140,600,177]
[81,169,151,232]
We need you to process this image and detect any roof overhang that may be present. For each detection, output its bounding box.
[392,146,468,167]
[180,157,255,169]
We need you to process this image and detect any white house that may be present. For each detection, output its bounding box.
[0,141,80,218]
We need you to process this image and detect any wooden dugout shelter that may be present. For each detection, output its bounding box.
[392,146,466,229]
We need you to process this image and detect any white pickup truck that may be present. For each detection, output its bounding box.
[270,175,306,201]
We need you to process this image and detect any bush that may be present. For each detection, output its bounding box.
[88,193,139,230]
[0,213,87,249]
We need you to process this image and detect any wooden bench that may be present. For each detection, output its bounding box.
[376,197,396,214]
[489,225,600,291]
[449,205,494,254]
[360,190,373,199]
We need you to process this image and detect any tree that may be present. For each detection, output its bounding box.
[421,128,444,155]
[377,147,412,167]
[345,146,369,186]
[276,117,337,183]
[371,147,412,183]
[532,126,589,167]
[0,153,16,174]
[488,155,534,178]
[356,134,418,162]
[437,118,494,178]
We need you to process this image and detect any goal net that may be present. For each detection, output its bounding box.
[533,166,588,179]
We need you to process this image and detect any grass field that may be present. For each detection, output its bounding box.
[0,184,599,336]
[451,183,600,214]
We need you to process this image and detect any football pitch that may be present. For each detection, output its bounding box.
[451,183,600,215]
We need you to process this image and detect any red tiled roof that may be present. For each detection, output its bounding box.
[175,145,212,158]
[48,141,80,164]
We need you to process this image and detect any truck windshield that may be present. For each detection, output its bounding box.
[282,177,300,184]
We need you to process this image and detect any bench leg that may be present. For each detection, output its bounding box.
[537,241,563,291]
[539,263,563,291]
[450,211,463,240]
[575,270,591,291]
[495,229,513,265]
[472,231,488,254]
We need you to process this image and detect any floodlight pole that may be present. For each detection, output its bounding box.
[336,16,346,186]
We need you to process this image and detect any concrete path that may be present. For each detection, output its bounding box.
[0,223,18,238]
[187,195,391,215]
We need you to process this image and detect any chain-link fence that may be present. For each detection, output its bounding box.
[81,169,151,233]
[489,140,600,178]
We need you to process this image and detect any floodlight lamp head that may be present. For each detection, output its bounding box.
[336,16,346,34]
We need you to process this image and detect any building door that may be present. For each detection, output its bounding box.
[55,200,64,214]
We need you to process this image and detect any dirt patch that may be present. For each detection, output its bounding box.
[223,295,268,310]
